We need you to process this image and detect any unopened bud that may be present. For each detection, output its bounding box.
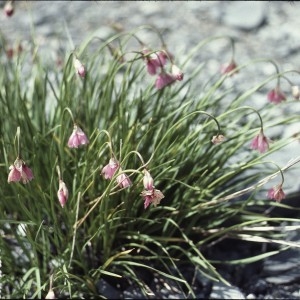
[73,57,86,77]
[45,288,56,299]
[211,134,225,145]
[292,85,300,100]
[4,1,14,17]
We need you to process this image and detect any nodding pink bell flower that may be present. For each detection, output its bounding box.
[102,158,119,180]
[267,86,286,104]
[67,124,89,148]
[171,64,184,81]
[220,60,238,76]
[267,184,285,202]
[57,179,69,208]
[250,129,270,153]
[4,1,14,17]
[116,171,132,189]
[211,134,225,145]
[73,57,86,77]
[8,157,34,184]
[146,58,159,75]
[143,49,168,75]
[155,71,176,90]
[141,189,165,209]
[143,169,154,191]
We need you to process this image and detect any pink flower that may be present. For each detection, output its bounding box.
[250,129,270,153]
[116,171,132,189]
[4,1,14,17]
[211,134,225,145]
[67,124,89,148]
[57,179,69,208]
[143,169,154,191]
[267,86,286,104]
[8,157,34,184]
[141,189,165,209]
[102,158,119,180]
[171,64,184,81]
[220,60,238,76]
[155,72,176,90]
[73,57,86,77]
[267,184,285,202]
[146,60,158,75]
[6,47,14,59]
[143,49,168,75]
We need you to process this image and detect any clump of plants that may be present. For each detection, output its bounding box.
[1,3,300,299]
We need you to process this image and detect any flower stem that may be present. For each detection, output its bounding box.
[63,107,75,124]
[16,126,20,158]
[148,110,221,165]
[220,105,264,131]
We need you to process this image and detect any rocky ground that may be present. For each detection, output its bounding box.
[1,1,300,299]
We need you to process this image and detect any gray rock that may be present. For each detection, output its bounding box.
[96,278,122,299]
[222,1,267,31]
[265,270,300,285]
[210,281,245,299]
[263,248,300,285]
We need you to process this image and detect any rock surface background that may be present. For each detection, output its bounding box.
[1,1,300,299]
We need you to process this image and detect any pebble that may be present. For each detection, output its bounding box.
[210,281,245,299]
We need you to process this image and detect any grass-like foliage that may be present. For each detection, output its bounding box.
[1,20,300,298]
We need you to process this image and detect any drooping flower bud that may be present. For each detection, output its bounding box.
[220,59,238,76]
[57,179,69,208]
[211,134,225,145]
[171,64,184,81]
[73,57,86,77]
[45,274,56,299]
[291,85,300,100]
[45,288,56,299]
[143,169,154,191]
[4,1,14,17]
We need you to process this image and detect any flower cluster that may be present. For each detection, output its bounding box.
[102,157,132,189]
[142,48,183,90]
[101,157,164,209]
[5,30,297,234]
